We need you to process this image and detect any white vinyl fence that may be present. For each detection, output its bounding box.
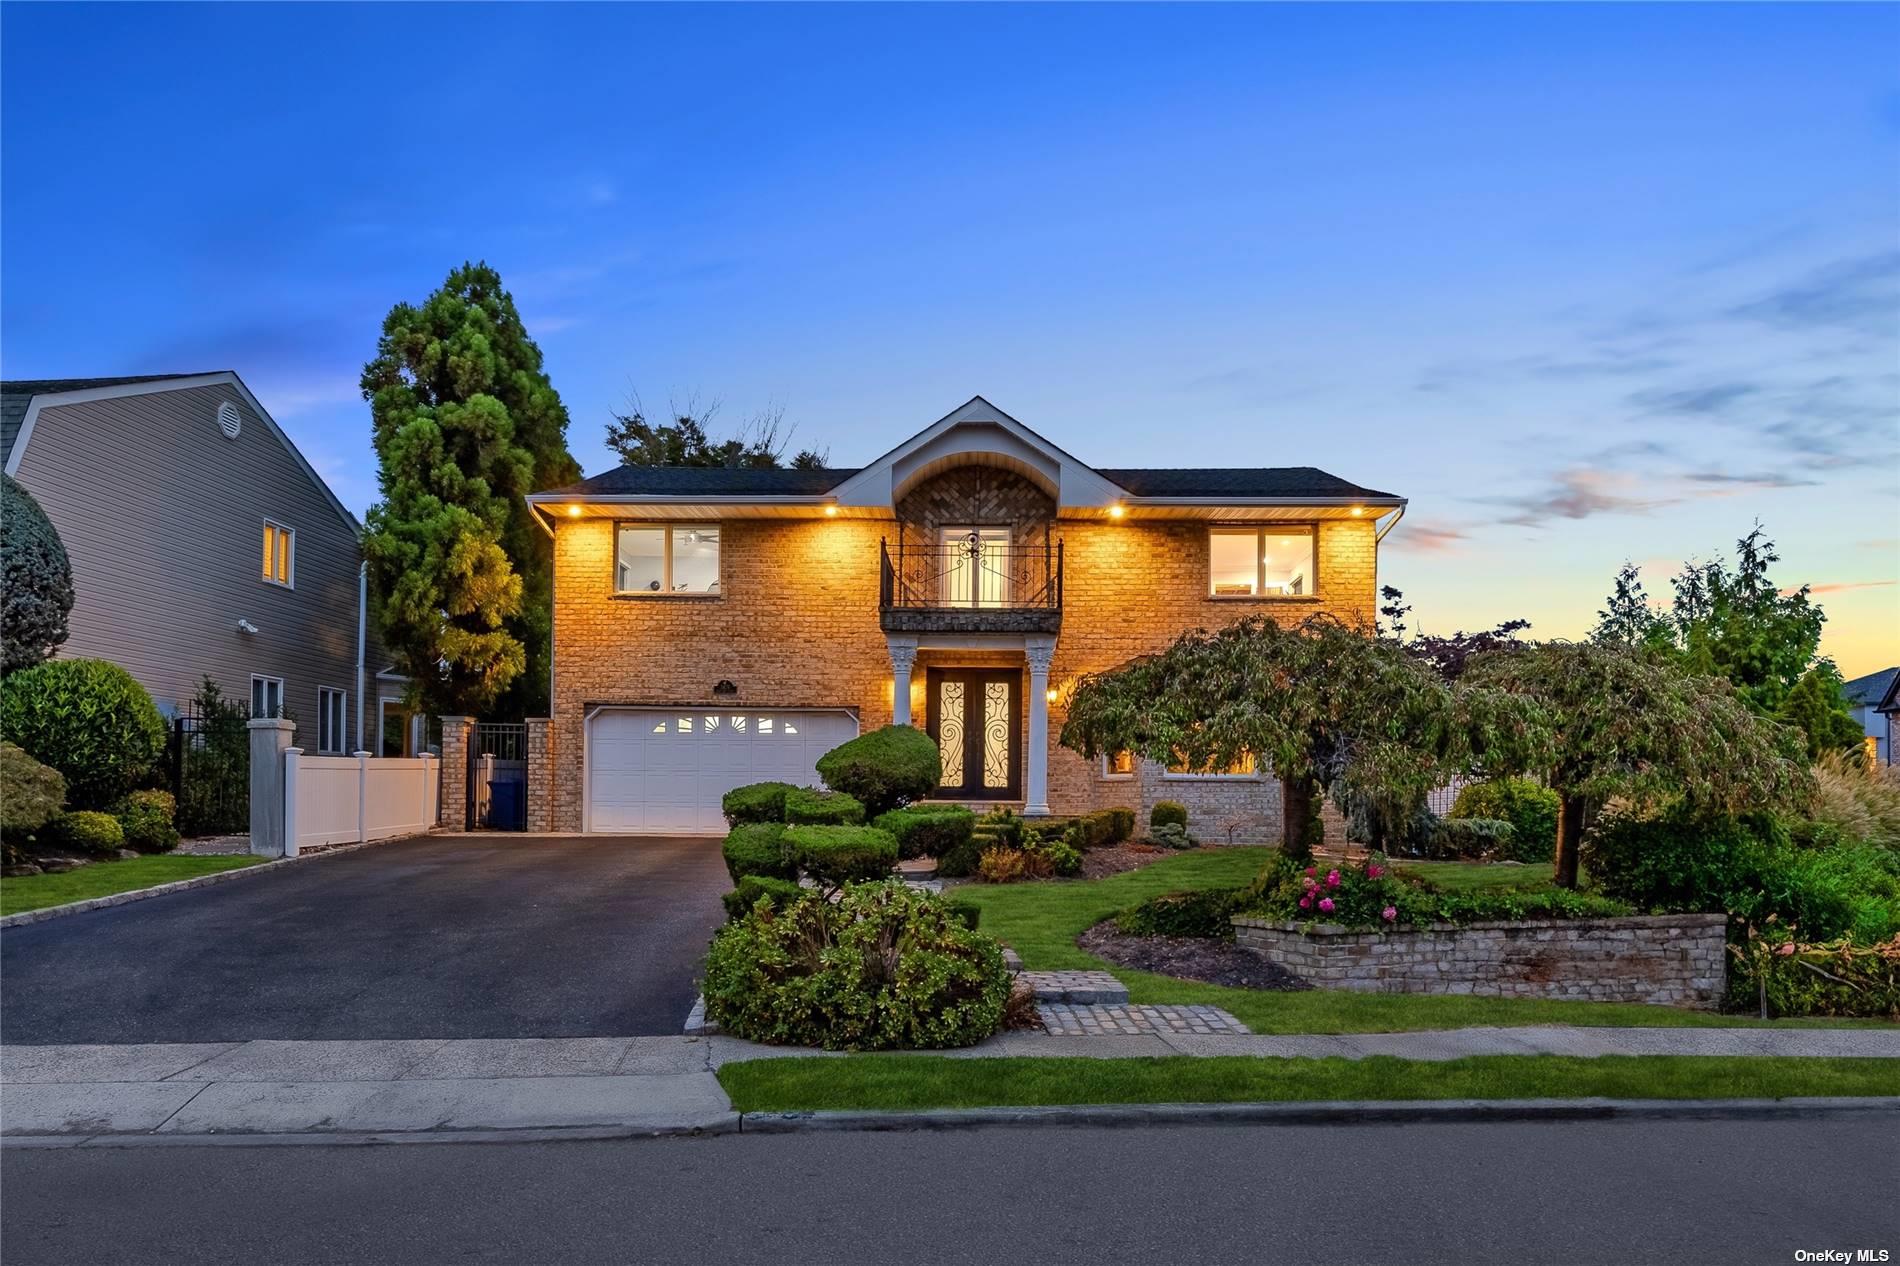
[282,749,437,856]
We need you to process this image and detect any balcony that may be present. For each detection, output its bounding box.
[879,533,1063,634]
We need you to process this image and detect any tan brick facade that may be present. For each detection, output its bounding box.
[544,477,1381,833]
[439,716,475,830]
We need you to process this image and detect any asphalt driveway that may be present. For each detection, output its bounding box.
[0,835,731,1044]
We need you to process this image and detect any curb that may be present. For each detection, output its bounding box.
[734,1095,1900,1133]
[3,1118,744,1149]
[0,831,434,929]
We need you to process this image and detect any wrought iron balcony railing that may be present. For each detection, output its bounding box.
[879,533,1063,633]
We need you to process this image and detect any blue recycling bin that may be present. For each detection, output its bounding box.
[486,778,526,831]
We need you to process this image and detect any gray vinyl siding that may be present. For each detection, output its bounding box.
[10,383,380,750]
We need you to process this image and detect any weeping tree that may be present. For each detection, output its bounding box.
[1,474,74,674]
[1061,615,1543,863]
[1464,642,1810,889]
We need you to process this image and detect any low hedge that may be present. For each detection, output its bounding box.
[873,806,976,860]
[722,875,807,921]
[814,725,940,816]
[1066,807,1135,850]
[722,822,794,883]
[783,824,898,888]
[785,787,866,826]
[936,836,984,879]
[1116,887,1248,939]
[114,789,179,854]
[43,809,125,857]
[1449,778,1558,864]
[722,782,796,826]
[1426,817,1517,862]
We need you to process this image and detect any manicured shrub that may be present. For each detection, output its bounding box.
[873,805,976,860]
[1065,807,1133,850]
[703,881,1011,1049]
[784,786,866,826]
[1104,806,1136,844]
[1149,821,1195,850]
[43,809,125,857]
[814,725,940,816]
[1025,834,1082,877]
[941,898,981,931]
[976,846,1029,884]
[1150,801,1188,831]
[114,789,179,854]
[1248,853,1632,929]
[973,807,1026,848]
[721,874,807,921]
[0,473,74,674]
[1115,887,1248,939]
[1448,779,1559,863]
[721,781,795,826]
[935,835,984,879]
[1425,817,1517,861]
[1730,926,1900,1019]
[722,822,793,883]
[782,824,898,888]
[0,659,166,809]
[0,740,66,836]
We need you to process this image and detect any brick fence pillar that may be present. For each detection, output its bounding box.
[439,716,475,830]
[524,717,553,834]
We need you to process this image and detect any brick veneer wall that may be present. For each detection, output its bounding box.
[439,716,474,830]
[1232,913,1728,1007]
[546,475,1381,831]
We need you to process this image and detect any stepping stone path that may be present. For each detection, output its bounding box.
[1038,1002,1251,1037]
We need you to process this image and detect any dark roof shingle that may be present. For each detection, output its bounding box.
[547,463,1397,501]
[1095,467,1397,500]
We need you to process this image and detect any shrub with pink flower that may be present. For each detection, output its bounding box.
[1318,897,1335,914]
[1257,852,1424,929]
[1382,906,1398,922]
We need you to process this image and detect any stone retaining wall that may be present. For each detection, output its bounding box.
[1231,913,1727,1008]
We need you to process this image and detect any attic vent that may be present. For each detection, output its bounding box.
[217,400,242,440]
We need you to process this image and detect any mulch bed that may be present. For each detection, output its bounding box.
[1079,842,1180,880]
[1078,921,1313,992]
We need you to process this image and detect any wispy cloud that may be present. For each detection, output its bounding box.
[1795,580,1897,597]
[1681,470,1819,490]
[1488,469,1666,527]
[1384,521,1470,553]
[1629,382,1759,416]
[1731,249,1900,337]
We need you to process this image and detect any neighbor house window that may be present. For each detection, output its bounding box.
[318,687,348,754]
[1103,749,1136,779]
[1165,750,1258,778]
[251,674,284,719]
[616,525,720,595]
[262,521,295,587]
[1208,526,1314,597]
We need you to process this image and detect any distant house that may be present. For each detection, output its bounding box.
[1841,667,1898,767]
[1,372,414,755]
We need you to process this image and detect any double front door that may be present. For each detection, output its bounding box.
[925,668,1021,800]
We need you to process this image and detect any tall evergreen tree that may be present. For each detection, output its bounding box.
[361,263,579,717]
[1590,561,1669,651]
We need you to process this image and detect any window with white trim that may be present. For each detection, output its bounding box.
[1102,750,1136,779]
[615,525,720,595]
[1208,526,1314,597]
[262,520,295,587]
[318,687,348,754]
[251,674,285,719]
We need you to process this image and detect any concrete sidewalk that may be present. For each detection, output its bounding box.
[5,1027,1896,1142]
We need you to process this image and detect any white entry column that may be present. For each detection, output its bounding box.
[887,636,919,727]
[1024,636,1055,817]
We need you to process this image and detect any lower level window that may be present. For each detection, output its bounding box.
[1103,749,1136,778]
[1166,750,1257,777]
[318,687,348,754]
[250,674,284,720]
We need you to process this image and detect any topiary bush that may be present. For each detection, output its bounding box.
[782,824,898,888]
[1115,887,1248,939]
[722,874,807,921]
[1065,807,1134,850]
[814,725,940,817]
[722,781,796,826]
[1449,778,1559,863]
[784,786,866,826]
[703,881,1011,1049]
[1149,821,1195,849]
[873,805,976,860]
[1,473,74,674]
[973,807,1026,847]
[1,740,66,838]
[722,822,793,883]
[114,789,179,853]
[0,659,166,809]
[43,809,125,857]
[1150,801,1188,831]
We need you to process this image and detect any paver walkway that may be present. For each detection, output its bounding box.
[5,1027,1895,1140]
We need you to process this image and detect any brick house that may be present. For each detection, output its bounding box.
[518,397,1404,836]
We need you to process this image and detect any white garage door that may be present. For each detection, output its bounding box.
[586,708,861,834]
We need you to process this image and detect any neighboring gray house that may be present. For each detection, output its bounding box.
[1842,667,1898,767]
[1,372,406,755]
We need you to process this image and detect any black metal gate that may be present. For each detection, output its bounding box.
[170,703,250,837]
[468,722,528,831]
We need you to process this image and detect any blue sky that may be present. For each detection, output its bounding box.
[5,3,1896,673]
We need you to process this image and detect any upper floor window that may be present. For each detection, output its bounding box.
[262,520,295,588]
[616,525,720,595]
[318,687,348,754]
[1209,526,1313,598]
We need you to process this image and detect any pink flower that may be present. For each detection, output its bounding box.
[1775,942,1796,957]
[1305,867,1316,877]
[1299,895,1312,910]
[1318,897,1335,913]
[1382,906,1398,922]
[1366,864,1384,879]
[1326,870,1341,888]
[1302,876,1316,889]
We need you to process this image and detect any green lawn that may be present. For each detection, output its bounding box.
[719,1054,1900,1112]
[1,854,264,915]
[1392,858,1560,892]
[950,848,1888,1032]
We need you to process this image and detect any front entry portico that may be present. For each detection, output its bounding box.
[887,632,1053,816]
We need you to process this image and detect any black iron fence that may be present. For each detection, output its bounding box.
[170,703,249,837]
[879,534,1063,611]
[468,722,528,831]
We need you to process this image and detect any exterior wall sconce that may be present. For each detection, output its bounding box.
[567,505,583,517]
[825,503,840,517]
[1108,504,1125,519]
[1045,687,1059,704]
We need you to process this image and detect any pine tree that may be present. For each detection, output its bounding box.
[1590,561,1667,650]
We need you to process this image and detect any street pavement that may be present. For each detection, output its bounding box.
[4,1116,1895,1265]
[0,834,730,1043]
